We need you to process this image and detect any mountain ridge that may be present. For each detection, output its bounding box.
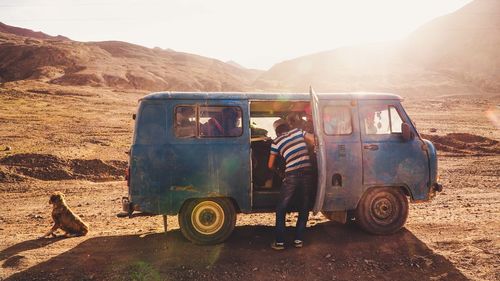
[0,22,261,91]
[0,22,70,41]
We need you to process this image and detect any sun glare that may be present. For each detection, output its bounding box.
[0,0,472,69]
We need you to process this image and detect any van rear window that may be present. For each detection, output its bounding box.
[136,104,166,144]
[174,105,243,138]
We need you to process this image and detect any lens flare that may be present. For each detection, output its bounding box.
[486,106,499,129]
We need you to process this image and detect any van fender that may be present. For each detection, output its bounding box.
[177,196,240,215]
[354,185,414,210]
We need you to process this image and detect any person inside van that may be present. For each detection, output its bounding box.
[200,107,242,137]
[268,118,315,250]
[201,116,223,136]
[286,112,306,131]
[285,106,314,134]
[175,106,196,138]
[221,107,242,137]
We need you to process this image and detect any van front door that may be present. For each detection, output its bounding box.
[358,100,429,196]
[319,100,363,211]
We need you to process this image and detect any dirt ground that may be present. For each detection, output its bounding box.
[0,82,499,281]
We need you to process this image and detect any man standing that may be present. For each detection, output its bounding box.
[268,118,315,250]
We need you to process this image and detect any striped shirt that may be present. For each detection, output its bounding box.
[271,128,311,173]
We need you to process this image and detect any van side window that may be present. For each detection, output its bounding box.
[323,106,352,135]
[390,106,403,133]
[363,105,403,135]
[174,106,196,138]
[199,106,242,137]
[136,104,166,144]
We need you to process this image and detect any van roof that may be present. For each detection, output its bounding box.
[141,92,403,101]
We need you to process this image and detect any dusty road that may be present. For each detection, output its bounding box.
[0,82,499,280]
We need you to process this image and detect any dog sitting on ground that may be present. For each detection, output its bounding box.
[41,192,89,238]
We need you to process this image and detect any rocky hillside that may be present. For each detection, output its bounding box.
[1,0,497,94]
[0,23,261,91]
[254,0,500,94]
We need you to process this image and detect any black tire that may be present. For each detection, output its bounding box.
[355,187,408,235]
[178,198,236,245]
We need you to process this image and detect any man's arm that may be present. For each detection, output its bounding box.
[304,132,315,146]
[268,154,276,170]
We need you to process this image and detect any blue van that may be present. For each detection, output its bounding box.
[122,90,442,244]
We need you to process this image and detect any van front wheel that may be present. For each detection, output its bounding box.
[179,198,236,244]
[355,187,408,235]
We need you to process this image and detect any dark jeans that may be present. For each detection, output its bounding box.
[275,170,313,243]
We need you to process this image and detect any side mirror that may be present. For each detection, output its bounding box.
[401,123,414,141]
[132,113,136,120]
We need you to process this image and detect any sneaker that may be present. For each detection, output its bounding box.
[293,240,303,248]
[271,241,285,250]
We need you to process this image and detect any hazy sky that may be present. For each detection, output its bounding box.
[0,0,472,70]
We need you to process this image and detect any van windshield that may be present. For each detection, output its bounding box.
[251,117,278,139]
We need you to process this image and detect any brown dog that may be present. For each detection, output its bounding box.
[41,192,89,238]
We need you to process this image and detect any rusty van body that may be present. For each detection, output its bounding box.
[122,91,442,244]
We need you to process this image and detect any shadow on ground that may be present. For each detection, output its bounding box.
[5,222,468,281]
[1,237,64,263]
[1,237,65,269]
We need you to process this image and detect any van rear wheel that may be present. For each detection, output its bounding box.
[178,198,236,245]
[355,187,408,235]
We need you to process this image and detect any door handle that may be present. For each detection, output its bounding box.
[363,144,379,151]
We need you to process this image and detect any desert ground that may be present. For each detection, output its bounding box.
[0,81,499,281]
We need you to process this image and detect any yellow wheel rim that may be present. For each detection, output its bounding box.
[191,201,225,235]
